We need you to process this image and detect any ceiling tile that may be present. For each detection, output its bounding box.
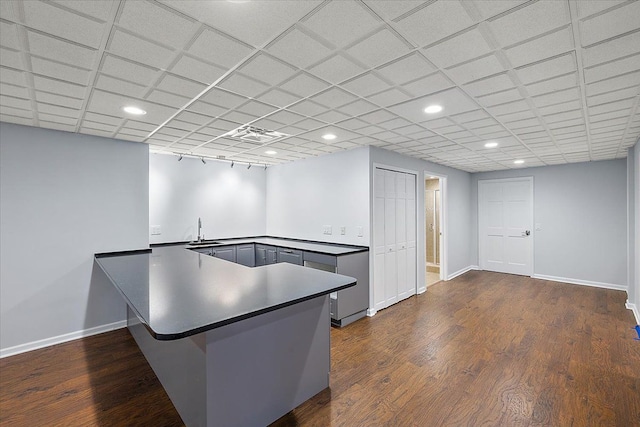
[162,0,321,47]
[310,87,358,109]
[582,31,640,68]
[157,74,206,98]
[0,82,28,98]
[471,0,529,20]
[587,86,639,107]
[51,0,114,21]
[107,29,174,69]
[0,21,20,50]
[504,26,574,68]
[303,1,380,47]
[584,54,640,84]
[187,28,253,69]
[537,99,581,116]
[0,47,22,69]
[342,72,392,97]
[586,71,640,96]
[447,54,505,84]
[395,0,474,47]
[580,1,640,46]
[485,98,529,116]
[118,0,198,49]
[170,55,226,85]
[32,56,91,86]
[308,54,366,84]
[476,88,522,107]
[23,0,105,48]
[388,87,478,122]
[423,28,492,68]
[532,87,580,108]
[1,95,31,111]
[337,98,379,116]
[488,0,569,47]
[87,89,175,125]
[368,88,411,107]
[147,90,191,108]
[524,73,577,97]
[100,54,159,86]
[267,28,333,69]
[402,72,454,97]
[376,52,437,85]
[358,109,397,124]
[32,75,86,98]
[238,53,297,86]
[515,53,576,85]
[95,74,147,97]
[256,88,301,108]
[363,1,425,21]
[463,73,514,97]
[27,30,96,69]
[287,99,326,116]
[313,109,350,124]
[279,72,330,98]
[218,73,269,98]
[346,28,411,68]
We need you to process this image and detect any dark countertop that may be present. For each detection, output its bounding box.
[96,246,356,340]
[180,236,369,255]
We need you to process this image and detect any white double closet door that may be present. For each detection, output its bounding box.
[373,168,417,312]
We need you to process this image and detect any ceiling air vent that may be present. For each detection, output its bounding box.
[225,125,289,144]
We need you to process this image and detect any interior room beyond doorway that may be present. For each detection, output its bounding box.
[425,177,441,287]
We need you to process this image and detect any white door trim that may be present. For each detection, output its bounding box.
[478,176,534,276]
[424,172,448,287]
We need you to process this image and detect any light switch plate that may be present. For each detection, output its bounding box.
[357,226,363,237]
[150,225,162,235]
[535,223,542,231]
[340,226,346,235]
[323,225,332,235]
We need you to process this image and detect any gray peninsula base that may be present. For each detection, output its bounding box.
[127,295,330,427]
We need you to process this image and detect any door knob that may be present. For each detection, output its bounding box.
[522,230,531,236]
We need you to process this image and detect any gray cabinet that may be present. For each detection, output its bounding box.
[193,247,214,256]
[277,247,303,265]
[255,244,277,266]
[236,244,255,267]
[210,245,236,263]
[303,250,369,327]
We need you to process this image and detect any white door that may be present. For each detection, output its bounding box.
[478,177,533,276]
[373,168,417,312]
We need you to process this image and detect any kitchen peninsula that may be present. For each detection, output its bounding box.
[95,241,360,427]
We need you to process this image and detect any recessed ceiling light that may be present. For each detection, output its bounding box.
[484,142,498,148]
[424,105,443,114]
[322,133,337,140]
[514,159,525,165]
[123,106,146,115]
[265,150,277,155]
[429,176,436,179]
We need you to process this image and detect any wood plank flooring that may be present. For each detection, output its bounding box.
[1,271,638,426]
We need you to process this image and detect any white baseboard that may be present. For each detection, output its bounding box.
[417,287,427,294]
[447,265,479,281]
[366,308,377,317]
[0,320,126,359]
[626,301,640,324]
[532,274,627,292]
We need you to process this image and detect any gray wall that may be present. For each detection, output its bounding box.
[370,147,474,282]
[630,141,640,320]
[0,123,148,356]
[471,159,628,288]
[150,153,266,244]
[266,147,370,245]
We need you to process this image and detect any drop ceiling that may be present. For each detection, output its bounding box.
[1,0,639,171]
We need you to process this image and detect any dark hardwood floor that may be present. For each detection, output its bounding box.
[1,271,638,426]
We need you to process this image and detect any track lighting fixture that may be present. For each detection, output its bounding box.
[230,161,234,168]
[247,163,252,170]
[264,164,267,170]
[178,154,183,161]
[201,157,206,164]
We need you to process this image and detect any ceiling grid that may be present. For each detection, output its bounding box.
[0,0,638,171]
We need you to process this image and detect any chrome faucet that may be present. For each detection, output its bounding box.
[197,217,203,242]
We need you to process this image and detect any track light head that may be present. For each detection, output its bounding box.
[264,164,267,170]
[247,163,252,170]
[201,157,206,164]
[230,161,234,168]
[178,154,183,161]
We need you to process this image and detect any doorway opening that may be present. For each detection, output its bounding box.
[425,176,443,287]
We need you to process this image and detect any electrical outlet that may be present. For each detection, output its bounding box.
[150,225,162,235]
[340,226,346,235]
[357,226,363,237]
[323,225,332,235]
